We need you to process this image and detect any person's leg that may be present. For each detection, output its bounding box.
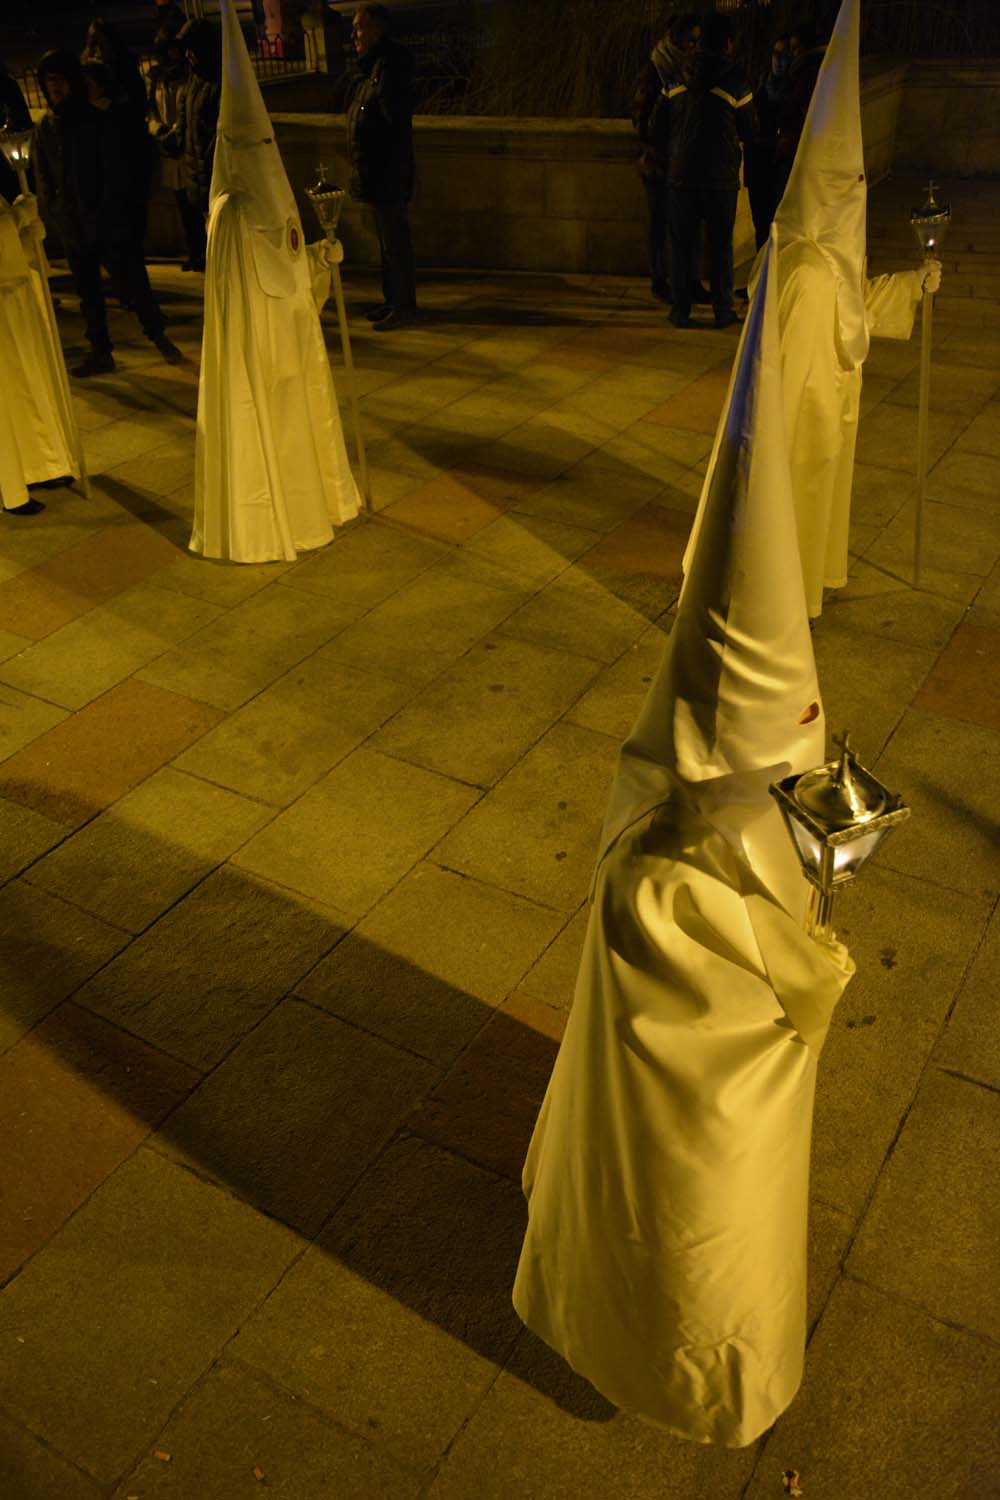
[644,174,670,299]
[66,246,115,372]
[376,198,417,316]
[176,189,206,269]
[106,242,167,341]
[667,187,697,325]
[705,187,738,326]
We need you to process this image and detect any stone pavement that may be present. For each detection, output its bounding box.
[1,174,998,1500]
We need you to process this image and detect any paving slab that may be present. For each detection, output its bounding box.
[433,721,621,912]
[0,1149,300,1487]
[233,748,478,918]
[0,628,31,662]
[514,903,589,1013]
[24,767,274,933]
[0,797,66,885]
[0,1409,103,1500]
[152,996,437,1235]
[932,898,1000,1090]
[498,564,647,664]
[278,517,447,610]
[232,1133,525,1472]
[0,881,128,1055]
[926,448,1000,512]
[953,402,1000,457]
[741,1279,1000,1500]
[810,618,936,757]
[847,1068,1000,1340]
[0,686,68,764]
[511,462,661,532]
[811,864,992,1216]
[855,403,969,472]
[372,634,599,787]
[74,865,342,1070]
[112,1359,422,1499]
[426,1326,757,1500]
[566,623,669,742]
[874,707,1000,898]
[912,618,1000,731]
[0,678,224,828]
[155,551,295,606]
[575,501,690,618]
[174,654,414,807]
[0,1001,199,1283]
[825,561,966,649]
[464,511,597,592]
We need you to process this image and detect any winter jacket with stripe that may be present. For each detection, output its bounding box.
[660,51,757,192]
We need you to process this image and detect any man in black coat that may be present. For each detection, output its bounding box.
[34,50,180,376]
[346,3,416,330]
[662,13,756,329]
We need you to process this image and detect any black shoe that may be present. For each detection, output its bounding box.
[693,283,712,304]
[71,350,116,377]
[651,280,671,304]
[152,335,185,364]
[4,498,46,516]
[714,311,741,330]
[669,312,692,329]
[364,302,393,321]
[372,307,417,332]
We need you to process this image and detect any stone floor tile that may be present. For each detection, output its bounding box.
[810,620,936,757]
[426,1327,757,1500]
[641,361,732,434]
[865,497,999,585]
[614,416,715,468]
[464,511,596,592]
[566,623,668,742]
[0,628,30,663]
[233,748,479,918]
[300,863,564,1064]
[0,1149,300,1486]
[575,502,690,618]
[514,904,589,1013]
[811,865,992,1216]
[0,583,221,711]
[856,404,968,471]
[434,721,619,912]
[0,881,129,1054]
[0,1409,103,1500]
[0,679,224,828]
[848,460,914,529]
[927,448,1000,512]
[0,565,94,641]
[81,417,192,476]
[155,998,438,1235]
[953,402,1000,458]
[372,634,599,787]
[174,655,413,807]
[0,1001,199,1283]
[824,563,966,649]
[135,551,294,607]
[548,385,661,435]
[887,361,1000,415]
[874,708,1000,897]
[932,899,1000,1090]
[24,522,178,614]
[75,864,342,1070]
[278,517,447,610]
[0,684,68,762]
[741,1280,1000,1500]
[24,767,274,933]
[408,991,567,1180]
[474,419,601,483]
[499,566,647,665]
[847,1069,1000,1339]
[381,472,507,544]
[0,797,65,885]
[113,1360,422,1500]
[806,1201,854,1336]
[232,1135,525,1471]
[913,620,1000,731]
[511,464,660,532]
[319,566,520,686]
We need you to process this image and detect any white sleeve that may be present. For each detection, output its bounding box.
[864,269,923,341]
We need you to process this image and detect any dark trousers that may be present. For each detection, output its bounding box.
[668,185,738,323]
[746,164,779,250]
[174,189,207,268]
[68,242,165,354]
[374,198,416,314]
[643,174,670,293]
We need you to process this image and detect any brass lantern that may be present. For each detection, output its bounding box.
[0,126,34,193]
[769,732,910,939]
[910,180,951,260]
[305,161,346,245]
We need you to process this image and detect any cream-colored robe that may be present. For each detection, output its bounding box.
[0,196,76,510]
[513,792,853,1448]
[778,242,922,617]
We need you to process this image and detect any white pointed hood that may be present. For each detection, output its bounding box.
[212,0,306,295]
[772,0,868,366]
[599,229,825,899]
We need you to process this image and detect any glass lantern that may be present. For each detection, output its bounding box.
[0,125,34,191]
[305,161,345,245]
[769,732,910,939]
[910,180,951,261]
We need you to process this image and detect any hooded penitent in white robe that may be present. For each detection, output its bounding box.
[753,0,925,618]
[0,194,78,511]
[189,0,359,563]
[512,231,855,1450]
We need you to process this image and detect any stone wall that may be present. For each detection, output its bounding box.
[893,60,1000,176]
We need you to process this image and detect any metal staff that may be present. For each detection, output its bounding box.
[909,181,950,589]
[305,171,372,513]
[0,127,91,500]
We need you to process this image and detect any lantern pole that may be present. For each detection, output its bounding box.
[909,181,951,589]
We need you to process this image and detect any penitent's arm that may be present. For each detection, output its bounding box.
[864,259,942,340]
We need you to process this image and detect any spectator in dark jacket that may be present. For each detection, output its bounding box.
[346,3,416,330]
[663,13,756,329]
[774,22,826,199]
[0,60,32,204]
[630,12,701,304]
[744,34,790,248]
[175,15,221,263]
[34,49,180,375]
[148,30,206,271]
[82,19,154,243]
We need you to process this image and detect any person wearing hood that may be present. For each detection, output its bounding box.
[630,12,701,305]
[174,16,223,266]
[346,3,417,331]
[758,0,941,618]
[189,0,359,562]
[34,50,181,375]
[513,226,855,1449]
[664,12,756,329]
